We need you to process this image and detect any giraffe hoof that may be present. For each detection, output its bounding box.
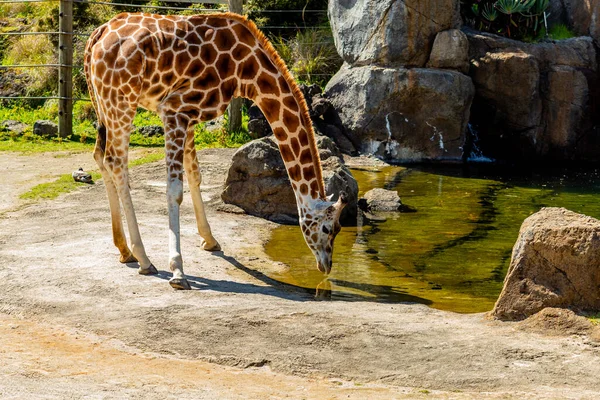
[201,239,221,252]
[120,253,138,264]
[138,264,158,276]
[169,278,191,290]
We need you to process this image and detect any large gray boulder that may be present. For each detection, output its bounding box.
[328,0,460,68]
[325,64,474,162]
[467,30,598,161]
[491,208,600,321]
[221,135,358,224]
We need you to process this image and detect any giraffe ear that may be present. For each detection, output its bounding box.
[326,194,334,201]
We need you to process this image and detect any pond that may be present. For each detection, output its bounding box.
[264,164,600,313]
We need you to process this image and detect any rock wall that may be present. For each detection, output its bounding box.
[329,0,460,68]
[559,0,600,45]
[467,31,599,161]
[326,0,474,163]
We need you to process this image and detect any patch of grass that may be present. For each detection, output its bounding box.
[20,172,101,201]
[129,151,164,167]
[588,313,600,326]
[0,139,93,153]
[548,23,576,40]
[19,150,164,201]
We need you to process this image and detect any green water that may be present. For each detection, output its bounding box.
[264,165,600,313]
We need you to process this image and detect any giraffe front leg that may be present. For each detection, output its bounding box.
[166,171,190,290]
[184,128,220,252]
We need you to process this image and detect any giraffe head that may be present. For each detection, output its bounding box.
[300,192,348,275]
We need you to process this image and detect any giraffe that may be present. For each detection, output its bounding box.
[84,12,348,290]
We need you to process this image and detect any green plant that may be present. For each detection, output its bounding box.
[3,35,57,95]
[462,0,550,40]
[481,3,499,22]
[548,23,576,40]
[274,27,342,86]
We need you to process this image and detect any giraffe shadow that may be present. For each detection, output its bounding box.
[127,256,433,305]
[141,252,315,301]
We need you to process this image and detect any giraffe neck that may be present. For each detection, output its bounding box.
[250,81,326,217]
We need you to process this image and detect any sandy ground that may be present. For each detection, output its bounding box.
[1,148,600,399]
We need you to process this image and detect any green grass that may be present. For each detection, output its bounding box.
[548,24,576,40]
[20,172,102,201]
[588,313,600,326]
[19,151,164,201]
[129,152,164,167]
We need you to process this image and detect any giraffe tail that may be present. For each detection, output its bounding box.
[83,23,109,139]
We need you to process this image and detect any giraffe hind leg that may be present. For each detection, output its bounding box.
[184,126,220,252]
[94,124,137,264]
[102,114,158,276]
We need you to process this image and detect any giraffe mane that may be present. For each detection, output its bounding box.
[215,12,326,201]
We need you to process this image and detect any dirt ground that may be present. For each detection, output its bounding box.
[1,148,600,399]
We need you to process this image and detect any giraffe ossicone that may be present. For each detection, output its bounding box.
[84,12,347,289]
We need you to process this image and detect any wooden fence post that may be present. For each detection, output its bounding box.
[58,0,73,138]
[227,0,243,133]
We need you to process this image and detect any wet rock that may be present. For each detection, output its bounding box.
[466,30,598,161]
[491,208,600,321]
[0,120,28,135]
[328,0,461,67]
[325,64,474,163]
[33,120,59,138]
[427,29,470,74]
[136,125,164,137]
[221,135,358,224]
[359,189,402,212]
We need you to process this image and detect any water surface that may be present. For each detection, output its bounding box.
[264,165,600,313]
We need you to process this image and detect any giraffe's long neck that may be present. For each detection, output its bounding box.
[250,79,326,215]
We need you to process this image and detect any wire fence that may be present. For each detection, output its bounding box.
[0,0,333,137]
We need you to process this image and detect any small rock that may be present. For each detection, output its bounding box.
[359,188,409,212]
[33,120,59,138]
[0,120,28,135]
[72,168,93,184]
[136,125,164,137]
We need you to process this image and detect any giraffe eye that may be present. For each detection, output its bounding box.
[322,226,330,234]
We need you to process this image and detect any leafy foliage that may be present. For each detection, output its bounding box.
[273,27,342,86]
[462,0,550,40]
[246,0,328,36]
